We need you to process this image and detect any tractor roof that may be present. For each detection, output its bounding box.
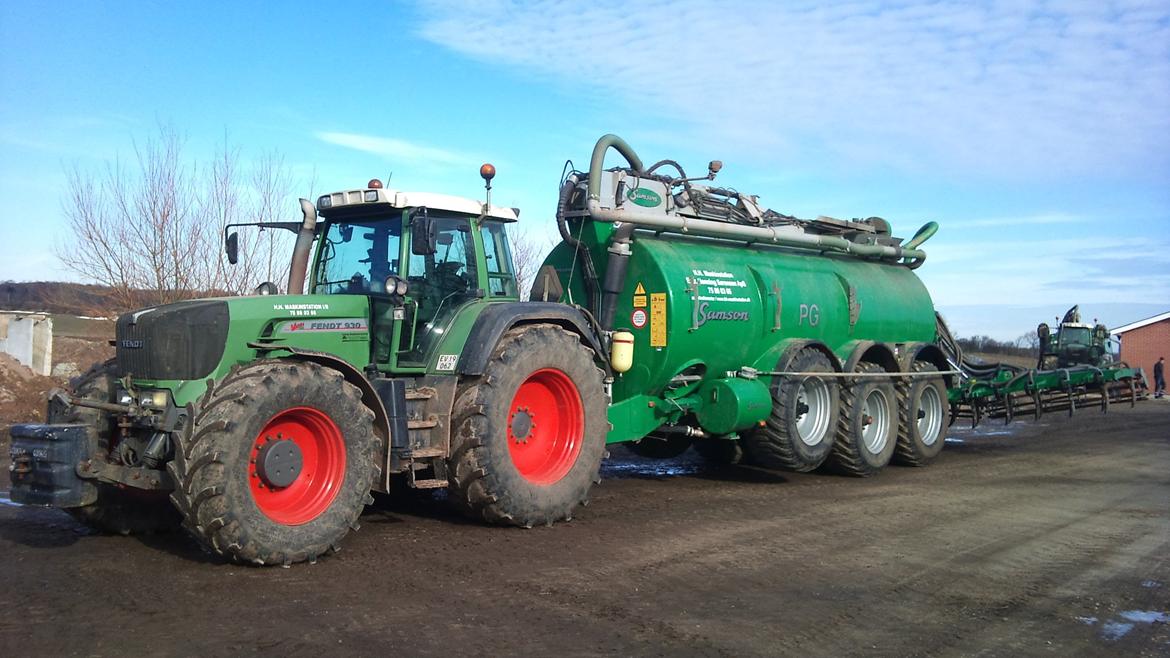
[316,187,518,222]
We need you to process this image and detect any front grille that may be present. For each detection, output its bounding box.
[116,300,229,380]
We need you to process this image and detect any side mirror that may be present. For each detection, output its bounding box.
[411,209,436,255]
[225,232,239,265]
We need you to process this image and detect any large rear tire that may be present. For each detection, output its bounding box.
[893,361,948,466]
[447,324,607,527]
[168,361,380,565]
[742,347,839,471]
[51,360,180,535]
[830,362,897,477]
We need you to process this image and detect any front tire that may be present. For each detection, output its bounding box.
[447,324,607,527]
[52,360,179,535]
[169,361,380,565]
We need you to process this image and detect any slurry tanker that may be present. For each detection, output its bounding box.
[9,135,1143,565]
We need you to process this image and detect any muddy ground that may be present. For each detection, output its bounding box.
[1,402,1167,656]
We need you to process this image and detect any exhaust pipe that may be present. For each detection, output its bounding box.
[287,198,318,295]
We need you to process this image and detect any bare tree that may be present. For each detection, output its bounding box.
[506,226,551,300]
[57,125,297,314]
[1015,329,1039,351]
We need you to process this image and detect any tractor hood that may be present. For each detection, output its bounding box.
[115,294,372,401]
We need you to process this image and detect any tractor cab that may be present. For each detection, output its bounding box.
[309,176,520,371]
[1036,305,1112,369]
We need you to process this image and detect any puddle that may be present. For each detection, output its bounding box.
[1100,621,1135,640]
[601,461,704,478]
[1119,610,1169,624]
[0,492,23,507]
[1141,580,1163,589]
[1085,610,1170,641]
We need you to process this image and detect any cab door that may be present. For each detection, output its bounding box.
[397,213,480,368]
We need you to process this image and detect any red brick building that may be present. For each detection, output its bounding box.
[1112,311,1170,381]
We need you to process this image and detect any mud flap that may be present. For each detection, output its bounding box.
[8,424,98,507]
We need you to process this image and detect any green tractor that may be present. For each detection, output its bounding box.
[1036,305,1112,369]
[13,165,609,565]
[11,135,955,565]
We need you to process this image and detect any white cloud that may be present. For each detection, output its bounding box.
[949,212,1086,229]
[414,0,1170,178]
[316,131,478,169]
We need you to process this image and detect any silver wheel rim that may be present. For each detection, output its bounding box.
[917,385,944,446]
[795,377,832,446]
[860,388,891,454]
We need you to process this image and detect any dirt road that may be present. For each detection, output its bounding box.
[2,403,1167,656]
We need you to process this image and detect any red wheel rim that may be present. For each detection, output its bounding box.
[249,407,346,525]
[507,368,584,485]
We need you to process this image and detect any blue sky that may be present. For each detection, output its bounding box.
[1,0,1168,340]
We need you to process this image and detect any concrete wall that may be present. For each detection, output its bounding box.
[0,311,53,376]
[1117,317,1169,381]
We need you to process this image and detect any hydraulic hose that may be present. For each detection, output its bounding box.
[556,175,601,315]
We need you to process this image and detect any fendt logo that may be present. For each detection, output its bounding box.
[626,187,662,208]
[119,339,144,349]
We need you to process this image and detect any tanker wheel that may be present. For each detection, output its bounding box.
[893,361,948,466]
[742,347,839,472]
[50,359,180,535]
[447,323,607,527]
[693,437,745,465]
[627,433,692,459]
[829,362,897,477]
[168,360,380,566]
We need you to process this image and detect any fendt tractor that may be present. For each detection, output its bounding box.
[9,135,1144,565]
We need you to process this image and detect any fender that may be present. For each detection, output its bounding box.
[458,302,606,376]
[843,341,899,374]
[900,342,954,387]
[751,338,843,377]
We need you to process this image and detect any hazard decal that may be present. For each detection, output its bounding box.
[631,308,648,329]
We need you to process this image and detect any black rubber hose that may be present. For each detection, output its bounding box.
[556,175,600,316]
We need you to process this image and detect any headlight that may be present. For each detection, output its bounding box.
[140,391,170,409]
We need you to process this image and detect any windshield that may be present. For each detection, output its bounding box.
[1060,327,1091,348]
[312,215,402,294]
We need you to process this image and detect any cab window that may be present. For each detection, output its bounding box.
[480,222,517,297]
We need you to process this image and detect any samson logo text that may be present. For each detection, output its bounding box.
[693,301,750,329]
[626,187,662,208]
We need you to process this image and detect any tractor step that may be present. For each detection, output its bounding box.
[409,478,448,489]
[405,387,436,401]
[401,447,445,459]
[407,418,438,430]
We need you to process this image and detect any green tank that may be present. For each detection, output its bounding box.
[537,135,951,475]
